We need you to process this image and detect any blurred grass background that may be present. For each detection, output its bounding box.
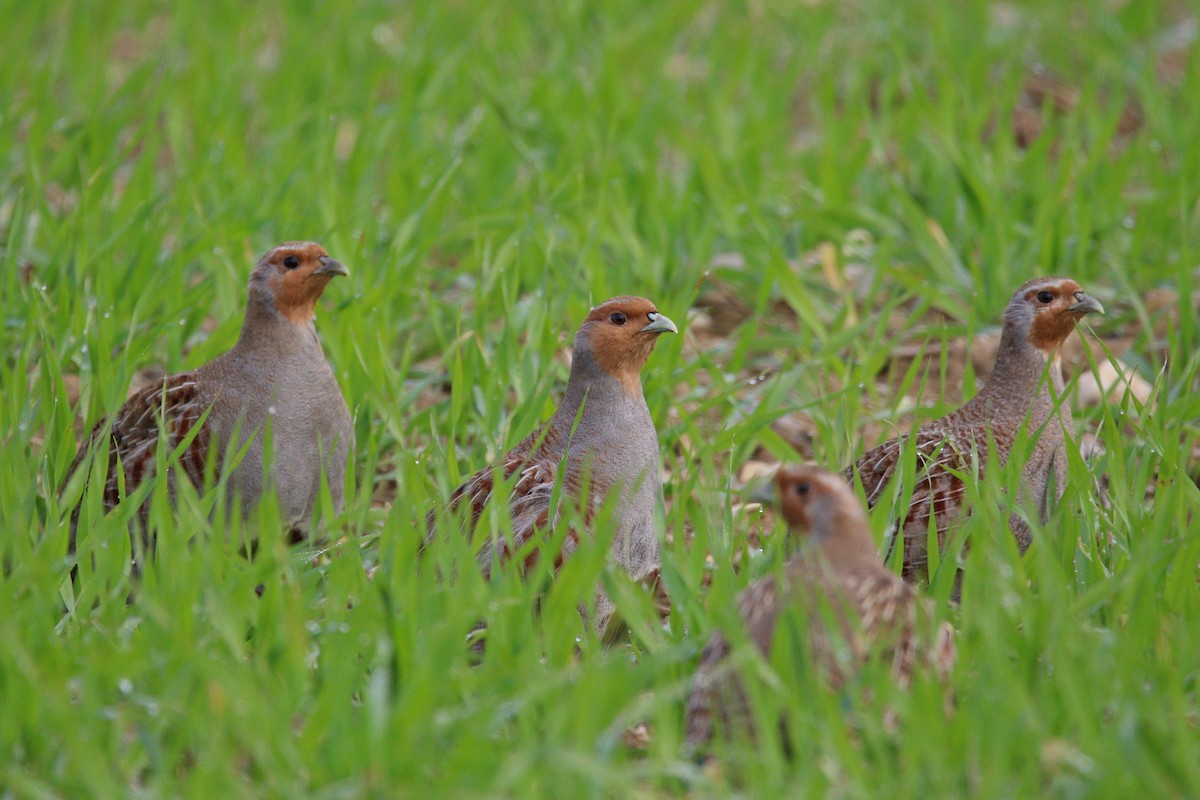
[2,0,1199,796]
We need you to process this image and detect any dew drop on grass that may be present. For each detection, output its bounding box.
[268,406,277,415]
[118,678,133,694]
[119,616,141,641]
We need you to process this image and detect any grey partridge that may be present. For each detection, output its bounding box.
[685,465,954,749]
[431,296,677,635]
[844,277,1104,583]
[66,242,354,552]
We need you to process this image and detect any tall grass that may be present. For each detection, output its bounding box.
[2,0,1197,796]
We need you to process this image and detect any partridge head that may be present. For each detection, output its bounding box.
[775,464,880,573]
[1005,277,1105,357]
[247,241,349,325]
[573,296,679,393]
[844,276,1104,584]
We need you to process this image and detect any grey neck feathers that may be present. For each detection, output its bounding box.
[539,337,659,498]
[236,285,322,358]
[551,345,647,442]
[971,322,1065,422]
[811,498,876,558]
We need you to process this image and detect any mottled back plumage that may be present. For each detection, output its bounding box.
[844,278,1103,583]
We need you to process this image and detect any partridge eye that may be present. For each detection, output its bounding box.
[609,312,627,326]
[1036,290,1054,304]
[283,256,300,269]
[795,482,810,496]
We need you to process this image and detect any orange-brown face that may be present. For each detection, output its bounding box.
[580,295,677,392]
[776,464,868,529]
[774,465,873,561]
[776,464,826,534]
[1009,277,1104,354]
[256,241,348,324]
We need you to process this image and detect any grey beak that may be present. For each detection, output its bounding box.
[641,312,678,335]
[746,482,776,507]
[315,257,349,278]
[1068,291,1104,316]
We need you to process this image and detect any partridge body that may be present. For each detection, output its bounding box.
[844,277,1104,582]
[432,296,677,634]
[685,465,953,749]
[66,242,354,545]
